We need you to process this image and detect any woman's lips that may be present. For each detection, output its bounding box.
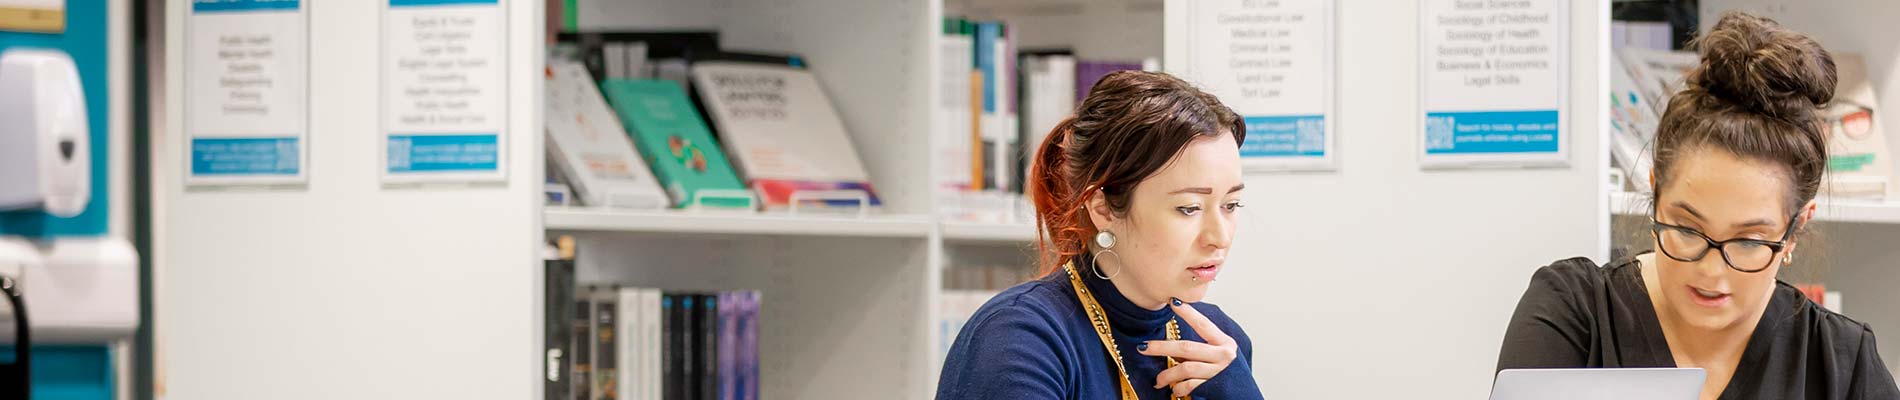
[1189,262,1220,282]
[1688,285,1731,308]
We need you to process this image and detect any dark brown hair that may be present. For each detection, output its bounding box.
[1653,11,1835,216]
[1029,71,1245,276]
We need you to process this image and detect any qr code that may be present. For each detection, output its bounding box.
[1425,116,1455,150]
[276,139,298,172]
[1296,118,1324,153]
[388,137,411,171]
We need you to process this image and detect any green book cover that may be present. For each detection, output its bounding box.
[599,79,751,209]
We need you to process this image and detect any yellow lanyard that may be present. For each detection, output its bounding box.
[1065,263,1185,400]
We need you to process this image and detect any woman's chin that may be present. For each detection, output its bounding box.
[1672,302,1743,331]
[1175,285,1211,304]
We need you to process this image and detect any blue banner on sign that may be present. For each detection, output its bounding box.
[1423,110,1560,154]
[389,0,499,7]
[192,0,300,12]
[191,137,301,175]
[1240,115,1326,157]
[387,134,499,173]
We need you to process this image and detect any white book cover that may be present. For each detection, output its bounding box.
[939,33,975,191]
[1023,55,1076,177]
[1616,48,1698,116]
[691,61,882,209]
[642,289,663,400]
[616,288,641,400]
[546,61,671,209]
[1823,54,1892,199]
[1609,51,1658,192]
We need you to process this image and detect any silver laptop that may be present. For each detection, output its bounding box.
[1490,368,1706,400]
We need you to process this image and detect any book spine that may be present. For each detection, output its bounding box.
[663,294,682,400]
[545,254,574,400]
[717,292,736,400]
[574,291,593,400]
[596,292,618,400]
[646,290,663,400]
[749,291,761,400]
[618,289,640,400]
[700,294,718,400]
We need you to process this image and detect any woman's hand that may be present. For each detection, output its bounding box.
[1137,298,1237,398]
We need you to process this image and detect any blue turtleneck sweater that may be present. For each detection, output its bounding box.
[935,256,1261,399]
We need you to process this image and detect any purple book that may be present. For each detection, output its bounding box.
[1074,60,1143,102]
[717,292,738,400]
[741,291,760,400]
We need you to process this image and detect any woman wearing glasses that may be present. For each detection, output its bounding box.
[1497,12,1897,399]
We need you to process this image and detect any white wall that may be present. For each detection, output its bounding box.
[154,1,544,399]
[1171,1,1608,399]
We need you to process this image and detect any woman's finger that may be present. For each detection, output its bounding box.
[1138,339,1230,363]
[1170,298,1233,346]
[1153,361,1220,388]
[1170,378,1207,398]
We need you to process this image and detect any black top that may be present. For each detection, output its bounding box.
[1498,256,1900,399]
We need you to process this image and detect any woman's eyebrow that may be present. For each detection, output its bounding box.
[1671,201,1776,229]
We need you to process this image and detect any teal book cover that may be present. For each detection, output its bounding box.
[599,79,751,209]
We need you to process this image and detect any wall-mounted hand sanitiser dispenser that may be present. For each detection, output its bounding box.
[0,49,90,217]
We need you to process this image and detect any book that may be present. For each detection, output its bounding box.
[664,294,684,400]
[742,291,759,400]
[643,290,663,400]
[1020,54,1076,190]
[1822,54,1893,199]
[938,18,977,192]
[1074,60,1142,102]
[573,293,593,400]
[699,294,718,400]
[544,237,577,400]
[546,61,671,209]
[716,292,738,400]
[616,288,641,400]
[691,61,883,210]
[599,79,752,209]
[594,289,620,400]
[1615,48,1698,116]
[1609,50,1659,192]
[973,21,1017,192]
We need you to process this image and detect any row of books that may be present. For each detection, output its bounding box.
[544,238,763,400]
[936,18,1154,222]
[938,289,1002,360]
[544,41,881,212]
[1609,47,1893,199]
[937,264,1032,360]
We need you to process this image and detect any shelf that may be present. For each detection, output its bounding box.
[941,220,1039,244]
[1611,192,1900,225]
[545,206,934,238]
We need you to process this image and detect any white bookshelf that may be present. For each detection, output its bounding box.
[546,207,935,238]
[940,220,1039,244]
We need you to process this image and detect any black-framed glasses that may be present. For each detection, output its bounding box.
[1651,211,1802,273]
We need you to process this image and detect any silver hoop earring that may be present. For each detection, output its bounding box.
[1092,230,1121,279]
[1092,249,1123,280]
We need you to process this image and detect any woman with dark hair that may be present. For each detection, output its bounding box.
[935,71,1263,399]
[1498,12,1898,400]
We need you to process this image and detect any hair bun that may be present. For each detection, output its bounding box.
[1690,11,1836,120]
